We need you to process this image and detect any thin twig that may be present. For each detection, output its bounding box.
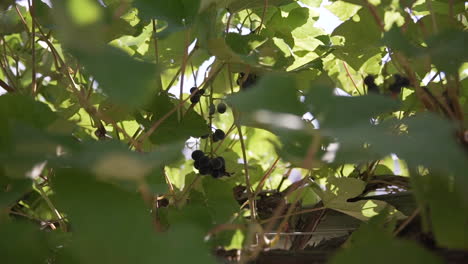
[258,0,268,32]
[365,1,384,31]
[426,0,438,34]
[179,30,190,106]
[14,5,30,34]
[260,206,325,224]
[152,19,159,64]
[164,44,198,91]
[393,207,420,236]
[0,78,14,93]
[176,174,201,206]
[237,124,256,220]
[0,37,17,91]
[162,169,175,194]
[276,168,292,192]
[225,11,233,34]
[36,184,67,232]
[342,61,361,95]
[207,223,245,237]
[29,0,37,95]
[269,188,303,243]
[254,157,280,195]
[239,10,253,33]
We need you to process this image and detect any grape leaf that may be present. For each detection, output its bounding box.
[313,177,405,221]
[330,212,444,264]
[227,73,307,116]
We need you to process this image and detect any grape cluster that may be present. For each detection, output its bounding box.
[191,150,229,178]
[190,87,205,104]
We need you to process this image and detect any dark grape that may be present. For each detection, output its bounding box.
[95,127,107,139]
[214,129,225,139]
[209,104,216,115]
[190,94,201,104]
[191,150,205,161]
[197,89,206,95]
[190,87,197,94]
[194,160,201,169]
[217,102,227,114]
[217,156,225,165]
[394,74,410,87]
[389,74,410,96]
[211,169,224,178]
[199,156,210,167]
[156,198,169,208]
[364,75,375,86]
[212,129,225,142]
[210,157,224,170]
[199,166,212,175]
[364,75,379,94]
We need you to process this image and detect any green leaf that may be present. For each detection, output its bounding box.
[52,169,215,264]
[71,45,160,108]
[98,99,133,122]
[226,33,268,55]
[0,174,31,210]
[0,0,15,11]
[0,95,77,178]
[145,28,197,69]
[332,8,382,70]
[412,0,465,15]
[265,7,310,48]
[304,81,400,129]
[326,0,361,21]
[0,6,24,35]
[0,94,58,131]
[287,186,320,206]
[227,0,294,12]
[202,177,239,224]
[227,73,307,116]
[331,214,444,264]
[382,26,424,57]
[300,0,322,8]
[57,140,184,182]
[314,177,405,221]
[329,114,468,176]
[146,93,210,144]
[0,221,51,264]
[34,0,54,29]
[134,0,201,27]
[426,29,468,74]
[412,173,468,249]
